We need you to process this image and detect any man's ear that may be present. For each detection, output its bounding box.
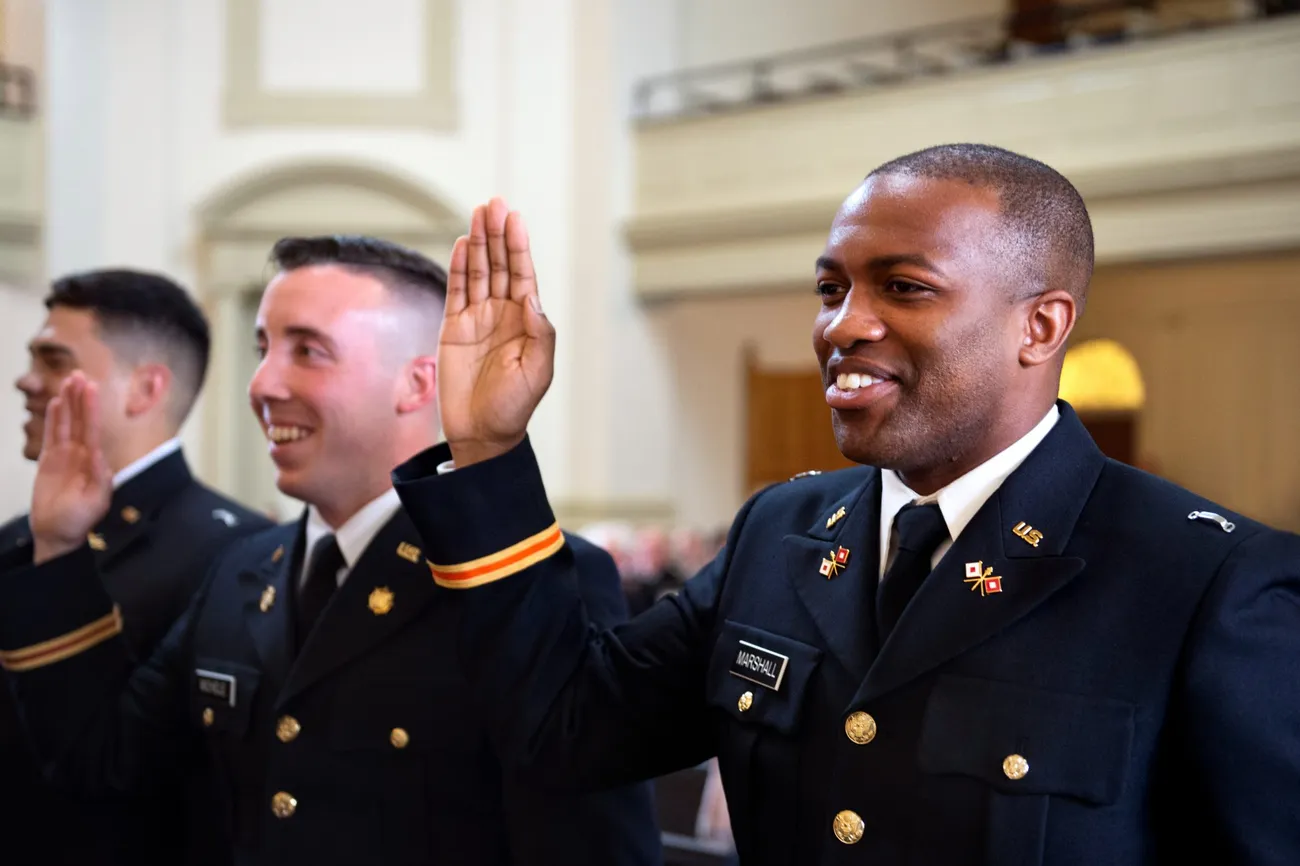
[397,356,437,414]
[1019,289,1076,368]
[125,363,171,418]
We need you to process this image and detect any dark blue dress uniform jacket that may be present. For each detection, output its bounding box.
[0,505,662,866]
[391,402,1300,866]
[0,449,270,866]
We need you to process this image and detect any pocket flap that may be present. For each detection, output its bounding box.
[706,621,823,735]
[192,658,261,736]
[919,675,1134,805]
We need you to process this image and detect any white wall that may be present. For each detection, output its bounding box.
[676,0,1006,68]
[39,0,600,506]
[0,280,47,521]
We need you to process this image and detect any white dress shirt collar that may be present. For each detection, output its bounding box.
[112,438,183,490]
[878,405,1060,578]
[301,487,403,588]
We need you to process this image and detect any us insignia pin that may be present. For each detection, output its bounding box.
[826,507,847,529]
[964,561,1003,596]
[259,585,276,613]
[271,545,284,564]
[87,532,107,551]
[369,586,395,616]
[395,542,421,563]
[1011,521,1043,548]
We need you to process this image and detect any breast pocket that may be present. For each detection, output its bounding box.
[706,621,824,736]
[191,658,262,738]
[918,674,1135,806]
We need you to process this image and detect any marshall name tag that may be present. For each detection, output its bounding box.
[729,640,789,692]
[195,669,237,708]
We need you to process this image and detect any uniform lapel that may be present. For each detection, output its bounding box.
[93,450,194,571]
[277,509,436,706]
[782,470,882,685]
[238,520,301,691]
[852,404,1104,706]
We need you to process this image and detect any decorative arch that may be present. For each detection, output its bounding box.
[192,160,463,516]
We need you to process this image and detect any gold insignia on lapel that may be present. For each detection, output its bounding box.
[826,507,847,529]
[1011,521,1043,548]
[121,506,141,524]
[963,561,1003,596]
[834,546,850,567]
[395,542,421,563]
[259,585,276,613]
[87,532,107,551]
[271,545,284,564]
[819,545,851,579]
[368,586,395,616]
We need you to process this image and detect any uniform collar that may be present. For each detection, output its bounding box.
[879,405,1060,575]
[113,438,183,489]
[302,487,403,586]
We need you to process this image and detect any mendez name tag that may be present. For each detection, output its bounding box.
[729,640,789,692]
[195,669,237,708]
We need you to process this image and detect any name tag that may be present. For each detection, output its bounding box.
[729,640,789,692]
[195,669,237,707]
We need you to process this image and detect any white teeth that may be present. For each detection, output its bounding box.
[266,425,310,443]
[836,373,880,391]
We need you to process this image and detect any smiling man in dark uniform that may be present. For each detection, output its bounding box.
[390,149,1300,866]
[0,237,660,865]
[0,270,270,866]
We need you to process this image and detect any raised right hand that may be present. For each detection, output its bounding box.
[30,372,113,564]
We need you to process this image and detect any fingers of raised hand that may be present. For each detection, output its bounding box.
[486,197,510,300]
[467,205,489,304]
[446,235,469,316]
[504,210,538,305]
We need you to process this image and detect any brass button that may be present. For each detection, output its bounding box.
[1003,754,1030,780]
[202,707,215,727]
[276,716,301,743]
[390,727,410,749]
[737,691,754,712]
[844,711,876,745]
[270,791,297,819]
[832,810,864,845]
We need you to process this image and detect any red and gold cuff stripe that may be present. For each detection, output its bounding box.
[428,522,564,589]
[0,606,123,673]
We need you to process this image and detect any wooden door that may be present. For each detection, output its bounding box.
[744,360,855,496]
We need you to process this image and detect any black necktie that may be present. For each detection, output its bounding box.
[876,502,948,642]
[296,534,344,651]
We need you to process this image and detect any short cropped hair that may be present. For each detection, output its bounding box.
[869,143,1095,305]
[269,235,448,307]
[46,270,210,424]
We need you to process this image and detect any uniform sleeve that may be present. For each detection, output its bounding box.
[0,543,203,795]
[1174,528,1300,864]
[394,438,750,790]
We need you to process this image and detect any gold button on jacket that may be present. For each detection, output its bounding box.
[737,691,754,712]
[201,707,215,727]
[833,810,864,844]
[271,791,297,819]
[1003,754,1030,780]
[844,711,876,745]
[390,727,410,749]
[276,716,301,743]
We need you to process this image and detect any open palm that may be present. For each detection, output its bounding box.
[30,373,112,563]
[438,198,555,467]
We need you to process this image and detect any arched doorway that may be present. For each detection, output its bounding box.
[193,161,462,518]
[1059,338,1146,466]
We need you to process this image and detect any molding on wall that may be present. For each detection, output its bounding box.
[223,0,457,129]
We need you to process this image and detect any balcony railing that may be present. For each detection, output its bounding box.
[0,60,37,120]
[633,0,1296,122]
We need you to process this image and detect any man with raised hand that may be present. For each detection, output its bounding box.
[394,149,1300,866]
[0,237,660,866]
